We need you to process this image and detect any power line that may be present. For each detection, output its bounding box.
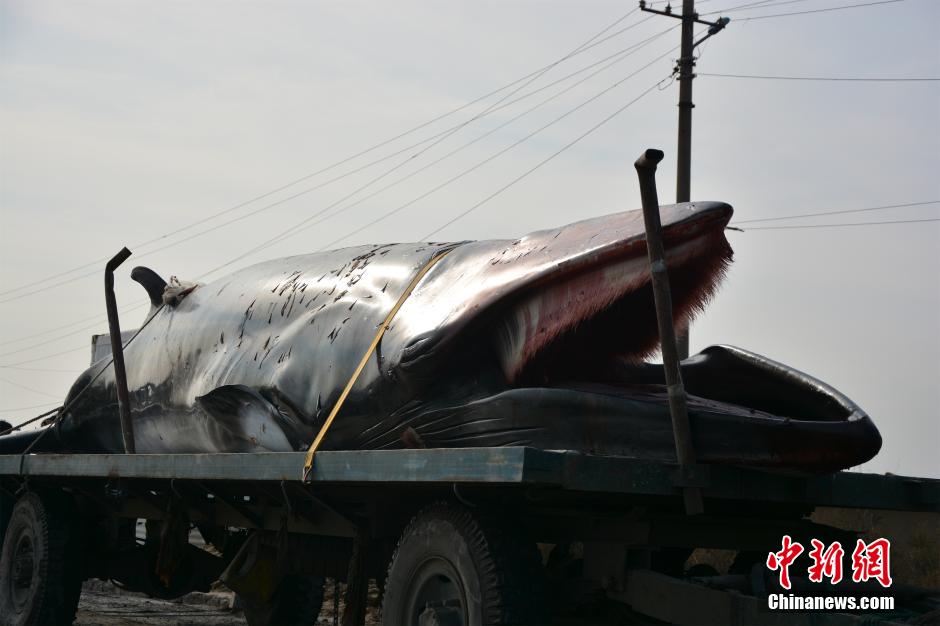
[0,365,82,374]
[3,34,677,353]
[700,72,938,82]
[0,7,646,300]
[0,375,63,400]
[737,0,906,21]
[0,304,146,347]
[229,23,670,268]
[0,314,127,358]
[0,11,663,355]
[423,79,667,240]
[0,401,60,414]
[0,22,663,307]
[0,32,674,368]
[739,217,940,230]
[321,65,674,248]
[705,0,814,15]
[732,200,939,224]
[0,306,163,432]
[1,343,90,367]
[196,30,679,277]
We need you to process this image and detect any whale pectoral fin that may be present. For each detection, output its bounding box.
[196,385,301,452]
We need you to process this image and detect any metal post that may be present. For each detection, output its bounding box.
[634,149,703,515]
[675,0,696,360]
[105,247,136,454]
[640,0,729,360]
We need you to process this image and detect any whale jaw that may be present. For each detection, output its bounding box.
[494,226,732,384]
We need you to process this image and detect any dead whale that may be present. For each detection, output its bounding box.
[1,202,881,472]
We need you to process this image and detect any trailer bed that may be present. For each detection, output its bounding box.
[2,447,937,512]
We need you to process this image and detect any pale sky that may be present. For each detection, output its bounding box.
[1,1,937,477]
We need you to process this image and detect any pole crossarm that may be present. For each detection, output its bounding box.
[639,1,729,30]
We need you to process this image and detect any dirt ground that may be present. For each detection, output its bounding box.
[75,583,244,626]
[75,579,380,626]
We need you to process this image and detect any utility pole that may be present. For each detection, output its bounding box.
[639,1,728,359]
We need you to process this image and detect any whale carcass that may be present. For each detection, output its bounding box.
[1,201,881,472]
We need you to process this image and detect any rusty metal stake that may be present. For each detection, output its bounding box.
[634,148,703,515]
[105,247,136,454]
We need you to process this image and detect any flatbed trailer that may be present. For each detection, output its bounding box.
[2,154,936,625]
[1,447,938,626]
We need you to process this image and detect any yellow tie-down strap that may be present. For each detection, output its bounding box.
[302,249,453,480]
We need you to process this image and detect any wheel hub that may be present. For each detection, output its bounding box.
[406,558,468,626]
[10,532,36,609]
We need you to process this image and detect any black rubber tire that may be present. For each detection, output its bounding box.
[0,493,12,549]
[382,502,547,626]
[242,574,325,626]
[0,492,83,626]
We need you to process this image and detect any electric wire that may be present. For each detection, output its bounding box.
[207,21,670,276]
[315,61,675,248]
[0,365,82,373]
[0,402,60,414]
[0,10,663,361]
[0,21,662,307]
[732,200,939,224]
[3,2,921,372]
[3,306,165,443]
[1,343,93,367]
[736,0,905,21]
[0,7,645,300]
[700,72,938,81]
[739,217,940,230]
[0,376,63,400]
[195,30,679,276]
[0,304,148,347]
[14,202,930,361]
[0,10,660,346]
[420,81,665,240]
[704,0,814,15]
[0,309,149,358]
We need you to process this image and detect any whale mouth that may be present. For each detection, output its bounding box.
[492,208,733,384]
[386,201,881,473]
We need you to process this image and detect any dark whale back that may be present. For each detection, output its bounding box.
[59,242,459,452]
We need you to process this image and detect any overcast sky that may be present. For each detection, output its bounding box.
[1,1,937,477]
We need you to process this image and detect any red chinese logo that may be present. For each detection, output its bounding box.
[807,539,845,584]
[767,536,892,589]
[851,538,893,588]
[766,534,804,590]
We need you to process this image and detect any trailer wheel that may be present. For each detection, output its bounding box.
[0,492,83,626]
[0,493,12,549]
[382,503,546,626]
[242,574,325,626]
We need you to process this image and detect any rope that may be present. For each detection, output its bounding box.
[0,407,61,437]
[302,248,455,480]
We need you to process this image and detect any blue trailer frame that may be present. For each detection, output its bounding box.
[1,447,937,626]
